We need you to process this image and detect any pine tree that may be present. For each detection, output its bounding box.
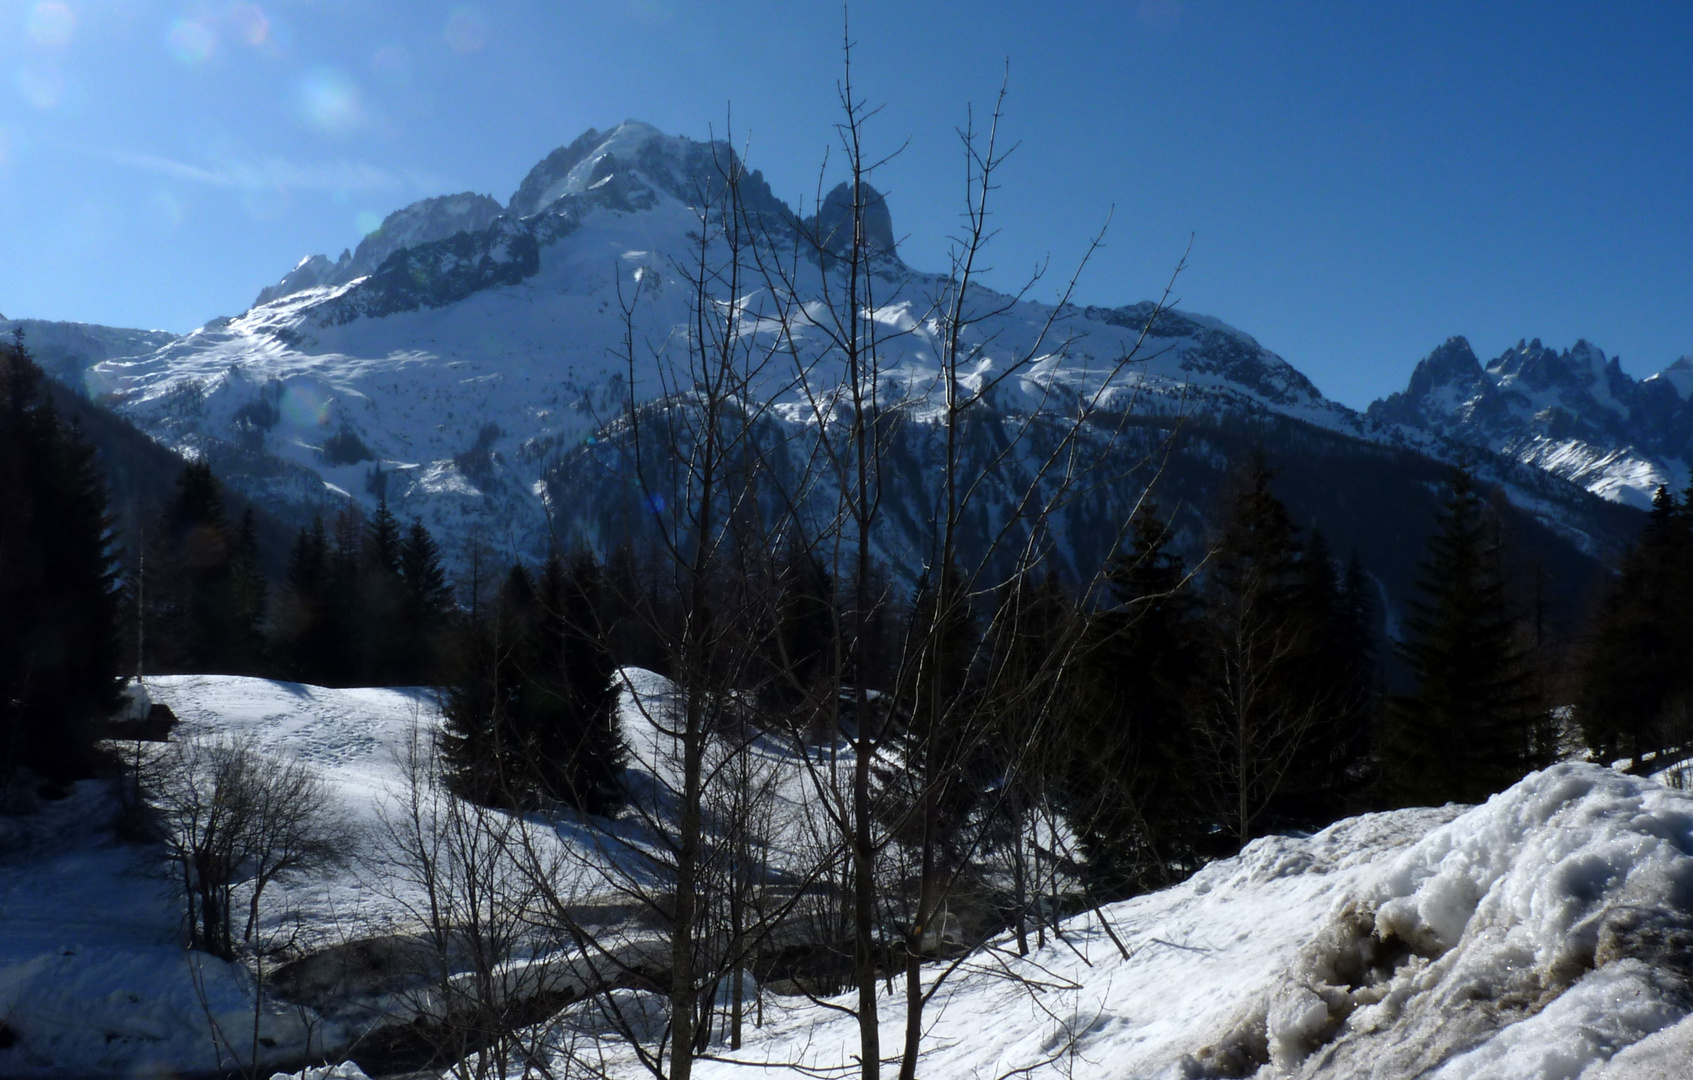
[1577,484,1693,760]
[766,540,836,713]
[141,463,270,676]
[529,550,625,813]
[227,508,269,674]
[440,564,535,804]
[1192,459,1321,850]
[0,331,125,783]
[1273,533,1377,822]
[359,496,406,683]
[274,516,332,684]
[1065,501,1205,894]
[396,517,453,685]
[1383,467,1547,806]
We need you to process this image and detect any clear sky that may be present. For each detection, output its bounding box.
[2,0,1689,408]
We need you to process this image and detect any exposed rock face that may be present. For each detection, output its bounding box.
[254,192,506,307]
[79,120,1642,630]
[811,181,897,258]
[1369,336,1693,508]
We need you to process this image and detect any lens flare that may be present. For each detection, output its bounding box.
[27,2,76,46]
[443,6,486,52]
[279,383,329,429]
[15,66,64,109]
[295,68,363,134]
[229,3,269,46]
[168,18,217,63]
[355,210,382,235]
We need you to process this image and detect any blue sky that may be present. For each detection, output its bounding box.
[2,0,1689,408]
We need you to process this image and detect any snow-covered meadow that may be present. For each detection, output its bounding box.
[4,675,1693,1079]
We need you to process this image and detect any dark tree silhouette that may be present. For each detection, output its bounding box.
[0,330,125,783]
[1383,467,1549,806]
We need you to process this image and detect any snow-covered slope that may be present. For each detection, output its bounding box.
[0,316,178,394]
[1369,336,1693,510]
[74,121,1386,567]
[8,675,1693,1078]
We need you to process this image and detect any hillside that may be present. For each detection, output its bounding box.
[3,676,1692,1078]
[3,122,1623,633]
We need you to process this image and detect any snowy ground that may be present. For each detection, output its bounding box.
[5,675,1693,1078]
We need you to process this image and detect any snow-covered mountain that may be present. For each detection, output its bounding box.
[1368,336,1693,509]
[23,120,1634,607]
[77,122,1373,562]
[0,315,177,394]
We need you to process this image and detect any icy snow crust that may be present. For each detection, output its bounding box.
[8,672,1693,1078]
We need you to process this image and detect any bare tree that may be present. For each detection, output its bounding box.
[151,734,351,962]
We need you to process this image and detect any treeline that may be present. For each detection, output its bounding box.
[1,331,125,787]
[0,316,1661,899]
[138,464,455,687]
[859,458,1555,901]
[1578,482,1693,765]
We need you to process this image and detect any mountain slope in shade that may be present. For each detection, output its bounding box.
[1368,336,1693,509]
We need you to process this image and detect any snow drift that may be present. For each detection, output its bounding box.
[5,675,1693,1079]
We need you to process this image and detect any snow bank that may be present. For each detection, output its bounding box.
[678,764,1693,1080]
[0,783,318,1077]
[1254,763,1693,1079]
[9,675,1693,1080]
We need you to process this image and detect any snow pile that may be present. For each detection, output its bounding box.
[8,673,1693,1080]
[684,764,1693,1080]
[1257,762,1693,1079]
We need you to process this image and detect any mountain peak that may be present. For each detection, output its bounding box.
[811,181,897,258]
[1409,336,1484,393]
[506,120,711,218]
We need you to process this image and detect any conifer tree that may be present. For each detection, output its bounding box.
[1383,467,1548,806]
[139,463,268,675]
[274,516,332,684]
[0,331,125,782]
[528,550,625,813]
[227,508,269,674]
[439,564,534,804]
[1577,484,1693,760]
[1193,459,1322,850]
[396,517,453,684]
[1273,533,1377,822]
[359,496,406,683]
[1065,501,1205,894]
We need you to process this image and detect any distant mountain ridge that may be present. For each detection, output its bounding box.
[1367,335,1693,508]
[10,120,1658,633]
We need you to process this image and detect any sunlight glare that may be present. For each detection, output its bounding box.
[26,2,76,47]
[279,383,330,428]
[167,17,217,64]
[229,2,269,46]
[296,68,364,135]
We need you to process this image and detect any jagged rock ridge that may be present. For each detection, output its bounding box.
[1368,336,1693,508]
